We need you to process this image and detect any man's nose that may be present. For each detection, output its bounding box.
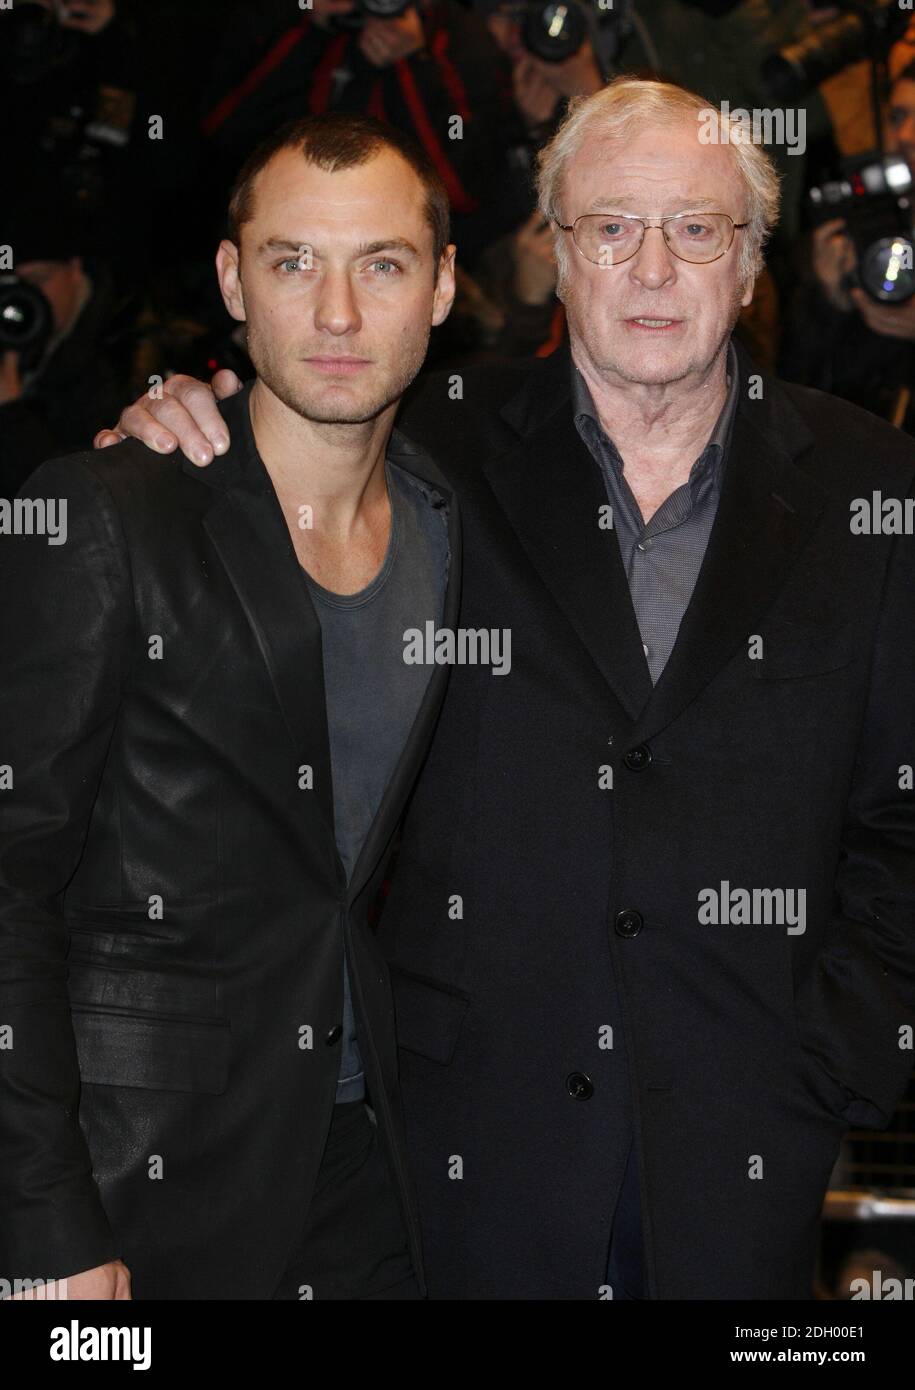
[313,268,362,335]
[627,226,678,289]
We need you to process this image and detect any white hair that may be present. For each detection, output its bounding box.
[536,76,782,288]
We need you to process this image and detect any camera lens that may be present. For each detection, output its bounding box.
[521,1,587,64]
[860,236,915,304]
[0,276,54,358]
[361,0,411,16]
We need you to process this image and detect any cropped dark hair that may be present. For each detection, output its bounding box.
[227,112,451,269]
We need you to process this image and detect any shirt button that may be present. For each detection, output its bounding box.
[325,1024,343,1046]
[623,744,652,771]
[567,1072,594,1100]
[642,643,650,659]
[614,909,644,938]
[637,538,653,552]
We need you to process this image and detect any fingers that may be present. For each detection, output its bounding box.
[93,428,127,449]
[359,30,391,66]
[211,368,243,402]
[105,372,230,465]
[167,377,230,458]
[849,288,902,336]
[119,395,213,465]
[117,400,180,455]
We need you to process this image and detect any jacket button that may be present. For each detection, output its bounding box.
[615,909,644,938]
[623,744,652,771]
[567,1072,594,1100]
[325,1024,343,1045]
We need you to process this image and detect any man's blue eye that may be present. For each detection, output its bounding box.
[371,260,399,274]
[280,259,305,272]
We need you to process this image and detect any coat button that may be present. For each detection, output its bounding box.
[623,744,652,771]
[325,1024,343,1045]
[567,1072,594,1100]
[615,908,644,938]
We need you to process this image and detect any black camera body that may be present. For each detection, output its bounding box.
[763,0,910,102]
[519,1,590,64]
[1,0,77,87]
[0,276,54,369]
[808,156,915,304]
[329,0,415,31]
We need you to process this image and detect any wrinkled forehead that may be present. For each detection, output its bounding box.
[561,122,742,216]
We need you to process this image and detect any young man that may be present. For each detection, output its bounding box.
[103,78,915,1301]
[0,113,457,1299]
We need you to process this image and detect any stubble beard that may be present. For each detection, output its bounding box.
[246,321,432,425]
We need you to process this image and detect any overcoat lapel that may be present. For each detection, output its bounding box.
[631,356,825,743]
[483,339,826,734]
[482,400,653,721]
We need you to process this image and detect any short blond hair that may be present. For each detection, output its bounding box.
[536,76,781,285]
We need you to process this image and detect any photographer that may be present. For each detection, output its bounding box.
[199,0,516,263]
[780,63,915,429]
[1,1,138,186]
[481,0,604,137]
[614,0,833,251]
[426,1,608,365]
[0,193,137,495]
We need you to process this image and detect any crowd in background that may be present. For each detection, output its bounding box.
[4,0,915,493]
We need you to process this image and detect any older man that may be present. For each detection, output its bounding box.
[98,77,915,1300]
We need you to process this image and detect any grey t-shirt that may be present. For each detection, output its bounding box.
[302,460,448,1102]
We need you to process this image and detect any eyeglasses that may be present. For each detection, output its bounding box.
[554,212,749,266]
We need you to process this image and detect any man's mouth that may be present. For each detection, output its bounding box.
[304,356,372,374]
[625,318,682,331]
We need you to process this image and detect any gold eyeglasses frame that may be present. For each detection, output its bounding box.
[553,211,750,266]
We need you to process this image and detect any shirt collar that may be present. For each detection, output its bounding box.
[571,337,739,487]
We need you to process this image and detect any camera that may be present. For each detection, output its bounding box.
[762,0,910,102]
[0,0,77,87]
[329,0,415,31]
[808,155,915,305]
[474,0,621,65]
[518,2,590,64]
[0,276,54,369]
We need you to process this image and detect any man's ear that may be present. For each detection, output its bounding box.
[216,239,246,323]
[431,243,457,327]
